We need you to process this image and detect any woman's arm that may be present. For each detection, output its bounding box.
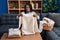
[18,13,23,16]
[33,12,40,19]
[33,12,37,17]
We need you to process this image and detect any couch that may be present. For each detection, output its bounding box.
[40,13,60,40]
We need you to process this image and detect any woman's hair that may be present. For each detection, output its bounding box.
[24,4,33,13]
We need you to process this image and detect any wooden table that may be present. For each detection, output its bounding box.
[1,33,42,40]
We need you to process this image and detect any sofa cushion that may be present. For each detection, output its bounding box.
[53,27,60,37]
[0,25,19,33]
[1,14,19,25]
[0,25,9,33]
[41,13,48,20]
[46,31,60,40]
[48,13,60,27]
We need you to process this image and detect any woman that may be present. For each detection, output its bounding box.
[19,4,39,18]
[18,4,40,31]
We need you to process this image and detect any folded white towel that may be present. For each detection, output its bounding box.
[9,28,21,36]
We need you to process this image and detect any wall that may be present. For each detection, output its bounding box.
[0,0,8,14]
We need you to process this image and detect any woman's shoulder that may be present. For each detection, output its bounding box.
[21,11,25,14]
[31,11,36,14]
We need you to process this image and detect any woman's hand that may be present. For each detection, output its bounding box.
[33,13,37,17]
[19,13,23,16]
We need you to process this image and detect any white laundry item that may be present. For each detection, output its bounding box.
[39,21,47,33]
[19,16,22,29]
[19,14,40,35]
[9,28,21,37]
[43,17,55,29]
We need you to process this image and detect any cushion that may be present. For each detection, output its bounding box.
[41,13,48,20]
[53,27,60,37]
[48,13,60,27]
[0,25,18,33]
[1,14,19,25]
[46,31,60,40]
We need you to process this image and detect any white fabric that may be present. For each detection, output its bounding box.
[19,13,40,35]
[9,28,21,36]
[43,17,55,29]
[39,21,47,33]
[19,16,22,29]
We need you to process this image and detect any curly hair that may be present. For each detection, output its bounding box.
[24,4,33,13]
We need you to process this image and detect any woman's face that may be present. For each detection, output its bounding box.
[26,5,30,12]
